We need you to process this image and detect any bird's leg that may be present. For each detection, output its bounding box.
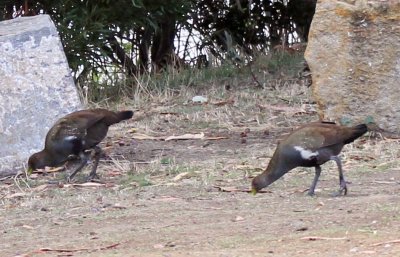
[330,156,347,196]
[308,165,321,196]
[86,146,102,181]
[67,152,89,182]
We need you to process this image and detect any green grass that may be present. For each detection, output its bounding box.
[120,172,153,187]
[79,50,307,104]
[165,164,199,176]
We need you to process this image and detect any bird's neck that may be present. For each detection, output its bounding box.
[40,149,65,167]
[263,152,295,185]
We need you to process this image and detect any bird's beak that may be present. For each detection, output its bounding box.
[251,188,257,195]
[27,167,33,175]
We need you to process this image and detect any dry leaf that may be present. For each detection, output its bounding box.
[213,98,235,106]
[152,196,180,202]
[107,170,123,177]
[131,133,164,140]
[32,166,64,174]
[165,133,205,141]
[128,128,138,133]
[172,172,190,181]
[234,216,245,222]
[112,203,127,209]
[256,103,307,116]
[22,225,34,230]
[45,166,65,172]
[71,182,105,188]
[5,192,28,199]
[32,184,48,192]
[205,136,229,140]
[153,244,165,249]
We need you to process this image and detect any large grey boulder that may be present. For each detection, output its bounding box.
[305,0,400,132]
[0,15,81,177]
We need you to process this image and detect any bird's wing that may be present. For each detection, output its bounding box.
[287,125,345,150]
[64,110,106,130]
[47,111,105,141]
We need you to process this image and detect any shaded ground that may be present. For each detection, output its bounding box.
[1,84,400,257]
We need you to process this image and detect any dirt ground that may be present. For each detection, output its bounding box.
[1,85,400,257]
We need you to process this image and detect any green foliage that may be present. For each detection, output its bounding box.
[121,172,153,187]
[80,49,306,103]
[10,0,194,80]
[160,157,174,165]
[265,51,305,77]
[365,116,375,124]
[1,0,315,102]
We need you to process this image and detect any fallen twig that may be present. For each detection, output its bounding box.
[63,182,108,188]
[301,236,347,241]
[370,239,400,247]
[213,97,235,106]
[213,185,271,193]
[248,64,264,88]
[32,166,65,174]
[165,133,205,141]
[36,243,120,253]
[205,136,229,140]
[0,175,15,181]
[372,181,399,185]
[38,247,89,253]
[99,243,120,250]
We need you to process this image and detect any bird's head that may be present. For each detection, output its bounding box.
[27,151,51,174]
[251,175,268,195]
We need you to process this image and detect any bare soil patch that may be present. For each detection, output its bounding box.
[1,84,400,257]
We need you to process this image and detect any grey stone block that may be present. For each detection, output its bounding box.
[0,15,82,177]
[305,0,400,132]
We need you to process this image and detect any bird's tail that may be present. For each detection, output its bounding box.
[117,110,134,121]
[344,124,368,144]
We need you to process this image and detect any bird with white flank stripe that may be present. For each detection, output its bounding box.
[28,109,133,182]
[251,122,368,196]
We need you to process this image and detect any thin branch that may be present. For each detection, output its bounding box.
[370,239,400,247]
[301,236,347,241]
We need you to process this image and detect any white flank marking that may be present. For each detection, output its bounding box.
[294,146,319,160]
[64,136,78,142]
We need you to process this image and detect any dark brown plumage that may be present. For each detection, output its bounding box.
[251,122,368,196]
[28,108,133,181]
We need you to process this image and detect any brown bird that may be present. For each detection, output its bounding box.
[251,122,368,196]
[28,108,133,181]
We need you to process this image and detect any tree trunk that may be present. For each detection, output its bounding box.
[138,26,153,74]
[107,35,138,76]
[151,15,177,72]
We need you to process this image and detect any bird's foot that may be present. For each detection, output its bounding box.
[66,175,74,183]
[85,173,100,182]
[307,186,317,196]
[307,190,316,197]
[332,181,348,197]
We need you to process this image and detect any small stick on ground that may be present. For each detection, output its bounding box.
[248,64,265,89]
[213,186,271,193]
[370,239,400,247]
[301,236,347,241]
[36,243,120,254]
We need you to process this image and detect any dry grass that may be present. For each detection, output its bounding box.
[2,52,400,256]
